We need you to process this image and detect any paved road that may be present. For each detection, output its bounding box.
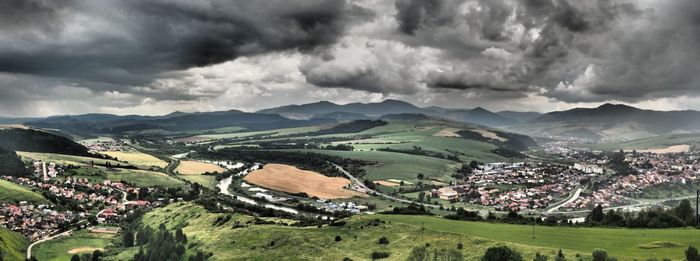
[547,195,697,215]
[27,229,75,259]
[546,187,584,213]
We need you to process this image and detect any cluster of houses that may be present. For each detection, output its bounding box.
[312,199,370,214]
[560,150,699,210]
[431,162,589,211]
[0,202,83,241]
[81,139,130,152]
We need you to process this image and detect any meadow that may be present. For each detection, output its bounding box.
[17,151,132,168]
[299,149,460,183]
[583,133,700,151]
[134,203,567,261]
[66,166,186,188]
[0,179,50,204]
[381,215,700,260]
[100,151,168,168]
[0,227,28,261]
[32,229,116,261]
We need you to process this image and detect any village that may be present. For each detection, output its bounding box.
[429,147,700,212]
[0,160,157,242]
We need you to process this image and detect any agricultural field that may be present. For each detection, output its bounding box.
[33,229,116,261]
[136,203,566,261]
[298,149,460,183]
[65,166,186,188]
[179,174,218,189]
[17,151,132,168]
[582,133,700,152]
[0,227,29,261]
[175,160,226,175]
[0,179,50,204]
[382,215,700,260]
[243,163,365,199]
[200,125,322,141]
[101,150,168,168]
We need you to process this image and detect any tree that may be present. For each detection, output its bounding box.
[587,205,605,223]
[687,246,700,261]
[417,173,424,180]
[591,249,608,261]
[481,246,523,261]
[407,247,428,261]
[371,251,390,259]
[675,199,694,225]
[533,253,548,261]
[335,235,342,242]
[122,229,135,247]
[377,237,390,245]
[71,254,82,261]
[554,249,565,261]
[92,250,102,261]
[418,192,426,202]
[176,228,187,243]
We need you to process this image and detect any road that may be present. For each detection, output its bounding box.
[546,187,583,213]
[331,163,443,209]
[29,187,131,259]
[547,194,697,215]
[26,229,75,259]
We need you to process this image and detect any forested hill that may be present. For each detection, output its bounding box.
[0,146,28,176]
[0,128,91,156]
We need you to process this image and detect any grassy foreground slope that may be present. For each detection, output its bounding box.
[139,203,565,260]
[33,230,116,261]
[0,179,50,204]
[0,227,29,261]
[382,215,700,260]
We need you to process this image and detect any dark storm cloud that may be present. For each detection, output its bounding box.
[387,0,700,103]
[0,0,363,85]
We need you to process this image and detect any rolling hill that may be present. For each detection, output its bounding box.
[0,128,92,157]
[259,99,523,127]
[23,110,335,136]
[515,103,700,141]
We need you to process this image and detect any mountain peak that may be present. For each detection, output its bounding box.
[597,103,636,110]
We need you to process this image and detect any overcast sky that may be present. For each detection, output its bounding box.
[1,0,700,117]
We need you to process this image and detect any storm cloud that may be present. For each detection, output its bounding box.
[0,0,360,85]
[2,0,700,116]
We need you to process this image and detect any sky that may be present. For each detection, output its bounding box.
[1,0,700,117]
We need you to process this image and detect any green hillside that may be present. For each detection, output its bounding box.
[0,227,29,261]
[0,179,50,204]
[583,133,700,151]
[382,215,700,260]
[131,203,566,261]
[122,202,700,260]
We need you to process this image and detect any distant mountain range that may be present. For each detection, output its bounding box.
[3,100,700,141]
[258,99,540,127]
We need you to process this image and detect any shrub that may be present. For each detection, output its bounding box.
[371,251,390,259]
[378,237,390,245]
[592,249,608,261]
[687,246,700,261]
[481,246,523,261]
[335,235,342,242]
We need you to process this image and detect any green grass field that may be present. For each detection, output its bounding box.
[17,151,133,168]
[0,227,28,261]
[381,215,700,260]
[134,203,566,261]
[131,202,700,260]
[296,149,460,182]
[0,179,50,204]
[583,133,700,151]
[65,166,186,189]
[178,174,217,189]
[33,229,116,261]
